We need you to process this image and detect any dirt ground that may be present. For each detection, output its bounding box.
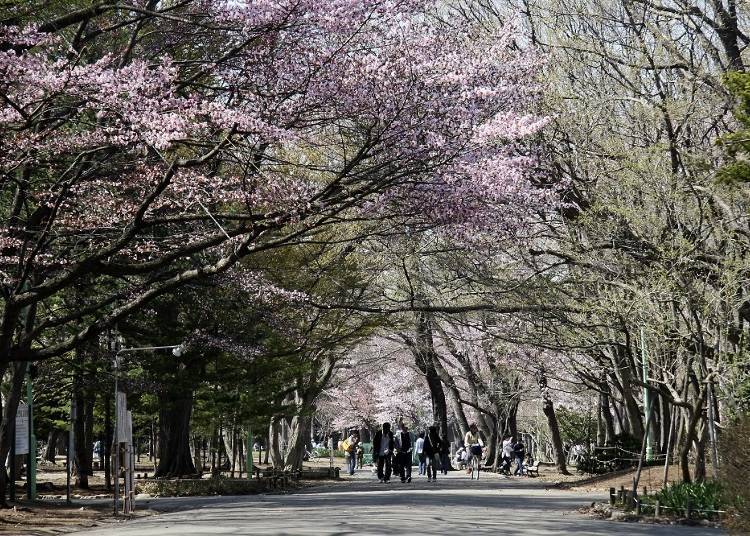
[535,462,701,494]
[0,502,129,535]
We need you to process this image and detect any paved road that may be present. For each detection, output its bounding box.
[72,469,719,535]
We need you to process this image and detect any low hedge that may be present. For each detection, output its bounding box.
[136,478,267,497]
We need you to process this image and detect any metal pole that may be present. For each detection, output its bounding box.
[641,327,653,462]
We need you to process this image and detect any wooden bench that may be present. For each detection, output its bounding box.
[525,461,540,477]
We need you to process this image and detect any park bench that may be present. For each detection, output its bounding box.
[525,461,540,477]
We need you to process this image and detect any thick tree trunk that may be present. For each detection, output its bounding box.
[609,346,644,442]
[680,392,706,483]
[193,436,202,475]
[284,414,311,472]
[538,370,570,475]
[44,430,60,463]
[269,416,283,468]
[73,389,94,488]
[0,361,27,506]
[598,382,616,446]
[104,395,111,490]
[407,312,449,438]
[155,395,197,477]
[504,404,518,440]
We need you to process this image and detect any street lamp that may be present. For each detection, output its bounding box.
[112,340,186,515]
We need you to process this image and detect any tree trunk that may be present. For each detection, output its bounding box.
[0,361,28,506]
[269,417,283,468]
[104,395,111,490]
[538,369,570,475]
[284,414,311,472]
[44,430,60,463]
[73,389,94,489]
[597,382,616,446]
[155,395,197,477]
[680,389,706,483]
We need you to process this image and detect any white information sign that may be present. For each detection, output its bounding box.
[15,403,29,455]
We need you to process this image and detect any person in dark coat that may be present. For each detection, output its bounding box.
[372,422,395,482]
[395,423,413,483]
[513,439,526,476]
[423,426,441,481]
[439,434,451,474]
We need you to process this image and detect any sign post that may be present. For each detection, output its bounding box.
[13,403,29,502]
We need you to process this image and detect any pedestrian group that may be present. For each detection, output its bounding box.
[341,421,533,482]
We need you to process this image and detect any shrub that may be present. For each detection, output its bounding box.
[719,413,750,534]
[575,450,613,474]
[312,447,346,458]
[136,478,266,497]
[653,481,725,518]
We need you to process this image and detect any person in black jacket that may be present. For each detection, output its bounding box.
[513,439,526,476]
[372,422,395,482]
[439,434,451,474]
[395,423,413,483]
[423,426,441,482]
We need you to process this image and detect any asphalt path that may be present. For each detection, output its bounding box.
[70,469,721,535]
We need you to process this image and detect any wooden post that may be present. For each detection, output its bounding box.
[609,487,616,505]
[655,500,661,517]
[636,497,642,515]
[685,498,692,519]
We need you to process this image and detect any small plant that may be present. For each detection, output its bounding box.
[653,481,725,518]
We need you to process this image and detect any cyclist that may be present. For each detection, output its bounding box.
[464,423,484,475]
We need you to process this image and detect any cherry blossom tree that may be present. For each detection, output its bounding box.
[0,0,547,497]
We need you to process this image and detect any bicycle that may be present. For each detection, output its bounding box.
[468,445,482,480]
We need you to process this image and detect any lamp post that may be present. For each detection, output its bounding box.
[112,341,185,515]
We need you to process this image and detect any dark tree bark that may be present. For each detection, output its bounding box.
[104,395,111,490]
[44,430,60,463]
[597,378,616,446]
[0,361,28,507]
[410,311,449,438]
[538,369,570,474]
[155,395,197,477]
[73,394,94,488]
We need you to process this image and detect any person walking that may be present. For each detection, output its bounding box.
[423,426,441,482]
[392,420,404,478]
[373,422,394,483]
[501,436,514,475]
[513,438,526,476]
[439,434,451,474]
[342,430,360,476]
[415,432,426,475]
[464,423,483,474]
[395,423,413,483]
